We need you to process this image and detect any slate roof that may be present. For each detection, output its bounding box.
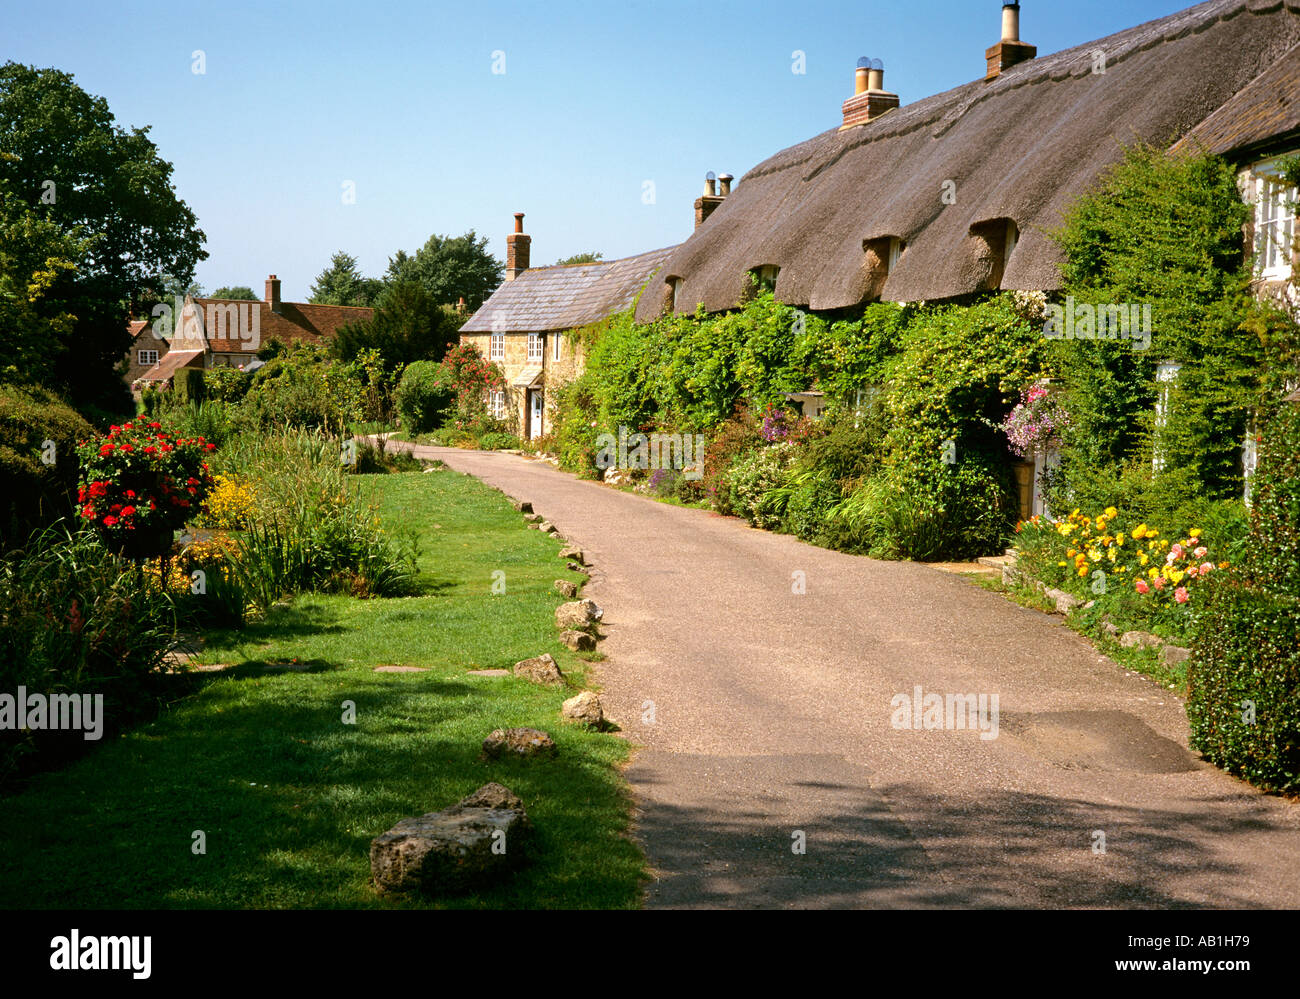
[634,0,1300,321]
[1174,41,1300,158]
[462,246,677,333]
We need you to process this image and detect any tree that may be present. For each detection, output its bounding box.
[0,62,207,409]
[331,279,461,373]
[555,251,603,266]
[384,231,502,310]
[308,251,382,307]
[211,285,259,300]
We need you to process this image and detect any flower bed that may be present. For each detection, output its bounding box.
[1013,507,1229,642]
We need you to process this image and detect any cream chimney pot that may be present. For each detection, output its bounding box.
[1002,3,1020,43]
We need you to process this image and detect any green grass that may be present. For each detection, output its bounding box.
[0,469,641,909]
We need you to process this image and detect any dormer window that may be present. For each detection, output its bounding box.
[667,276,683,314]
[752,265,779,293]
[861,237,906,301]
[968,218,1018,291]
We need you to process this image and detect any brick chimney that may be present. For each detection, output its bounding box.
[694,172,729,229]
[986,3,1036,81]
[265,274,281,313]
[506,213,531,281]
[840,58,899,129]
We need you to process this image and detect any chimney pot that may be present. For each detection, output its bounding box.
[841,57,898,129]
[1002,2,1021,43]
[704,171,717,197]
[718,173,733,196]
[855,56,870,95]
[513,212,525,234]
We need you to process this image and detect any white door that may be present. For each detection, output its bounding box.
[530,390,543,438]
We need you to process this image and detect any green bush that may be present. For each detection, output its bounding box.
[203,366,251,403]
[0,384,95,549]
[549,374,603,478]
[175,367,206,404]
[0,525,180,784]
[1189,401,1300,791]
[725,444,795,530]
[396,359,452,435]
[1188,581,1299,792]
[477,431,521,450]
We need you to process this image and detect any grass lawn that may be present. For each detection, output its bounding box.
[0,468,644,909]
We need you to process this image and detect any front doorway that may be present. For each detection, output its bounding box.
[528,389,544,439]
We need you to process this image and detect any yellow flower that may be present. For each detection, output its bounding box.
[1140,553,1149,565]
[1105,507,1118,519]
[1189,528,1202,539]
[1115,534,1124,548]
[1149,568,1160,580]
[1058,561,1068,567]
[1078,567,1088,577]
[1132,524,1147,540]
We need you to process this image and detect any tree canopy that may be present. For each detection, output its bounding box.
[308,251,383,307]
[331,279,461,373]
[0,62,207,408]
[384,231,502,310]
[555,251,603,266]
[211,285,259,300]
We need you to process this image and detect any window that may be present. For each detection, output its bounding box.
[887,237,905,273]
[527,332,543,362]
[753,265,779,292]
[666,277,683,314]
[552,332,562,362]
[489,389,507,420]
[490,331,504,360]
[1153,361,1182,472]
[137,349,159,366]
[1254,167,1296,279]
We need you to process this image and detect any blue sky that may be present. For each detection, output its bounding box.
[6,0,1194,300]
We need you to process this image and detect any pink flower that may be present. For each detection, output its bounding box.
[1153,577,1166,590]
[1170,543,1184,559]
[1135,579,1150,594]
[1200,561,1214,575]
[1194,546,1207,558]
[1174,587,1189,604]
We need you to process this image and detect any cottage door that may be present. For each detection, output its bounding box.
[529,390,543,438]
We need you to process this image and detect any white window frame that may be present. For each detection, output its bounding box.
[1005,220,1019,267]
[527,331,543,362]
[1153,361,1182,473]
[1253,162,1296,280]
[488,389,507,420]
[489,331,504,361]
[552,332,562,362]
[887,238,905,273]
[137,349,159,366]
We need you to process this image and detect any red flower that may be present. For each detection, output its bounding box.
[121,506,137,517]
[119,444,134,452]
[89,482,108,498]
[81,505,94,518]
[125,490,136,499]
[148,422,161,429]
[99,444,115,456]
[103,515,119,527]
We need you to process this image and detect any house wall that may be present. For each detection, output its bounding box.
[459,328,586,439]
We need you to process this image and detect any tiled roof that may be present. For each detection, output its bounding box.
[1174,42,1300,157]
[462,246,677,333]
[193,298,372,353]
[138,349,204,382]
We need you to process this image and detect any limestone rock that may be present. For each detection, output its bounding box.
[369,783,529,894]
[538,521,558,534]
[524,513,543,524]
[513,653,564,685]
[1160,644,1192,666]
[555,599,603,631]
[512,500,533,514]
[1044,588,1082,615]
[558,546,585,564]
[567,562,584,572]
[1121,630,1164,650]
[561,691,604,728]
[561,629,596,651]
[481,727,557,761]
[554,579,578,599]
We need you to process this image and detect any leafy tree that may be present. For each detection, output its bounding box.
[384,231,502,310]
[331,279,460,373]
[555,251,603,266]
[308,251,383,307]
[0,62,207,408]
[211,285,258,300]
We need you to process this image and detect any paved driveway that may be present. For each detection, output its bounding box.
[417,446,1300,908]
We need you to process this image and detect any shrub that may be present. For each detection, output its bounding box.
[0,384,95,549]
[175,367,206,404]
[396,360,452,434]
[1188,400,1300,791]
[725,444,795,530]
[203,366,251,403]
[702,409,763,515]
[0,525,180,784]
[549,374,602,478]
[477,431,520,451]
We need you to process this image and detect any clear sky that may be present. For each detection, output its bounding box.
[5,0,1198,300]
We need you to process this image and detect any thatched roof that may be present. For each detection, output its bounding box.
[463,246,677,333]
[635,0,1300,322]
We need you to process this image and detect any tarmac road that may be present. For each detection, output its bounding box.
[418,445,1300,909]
